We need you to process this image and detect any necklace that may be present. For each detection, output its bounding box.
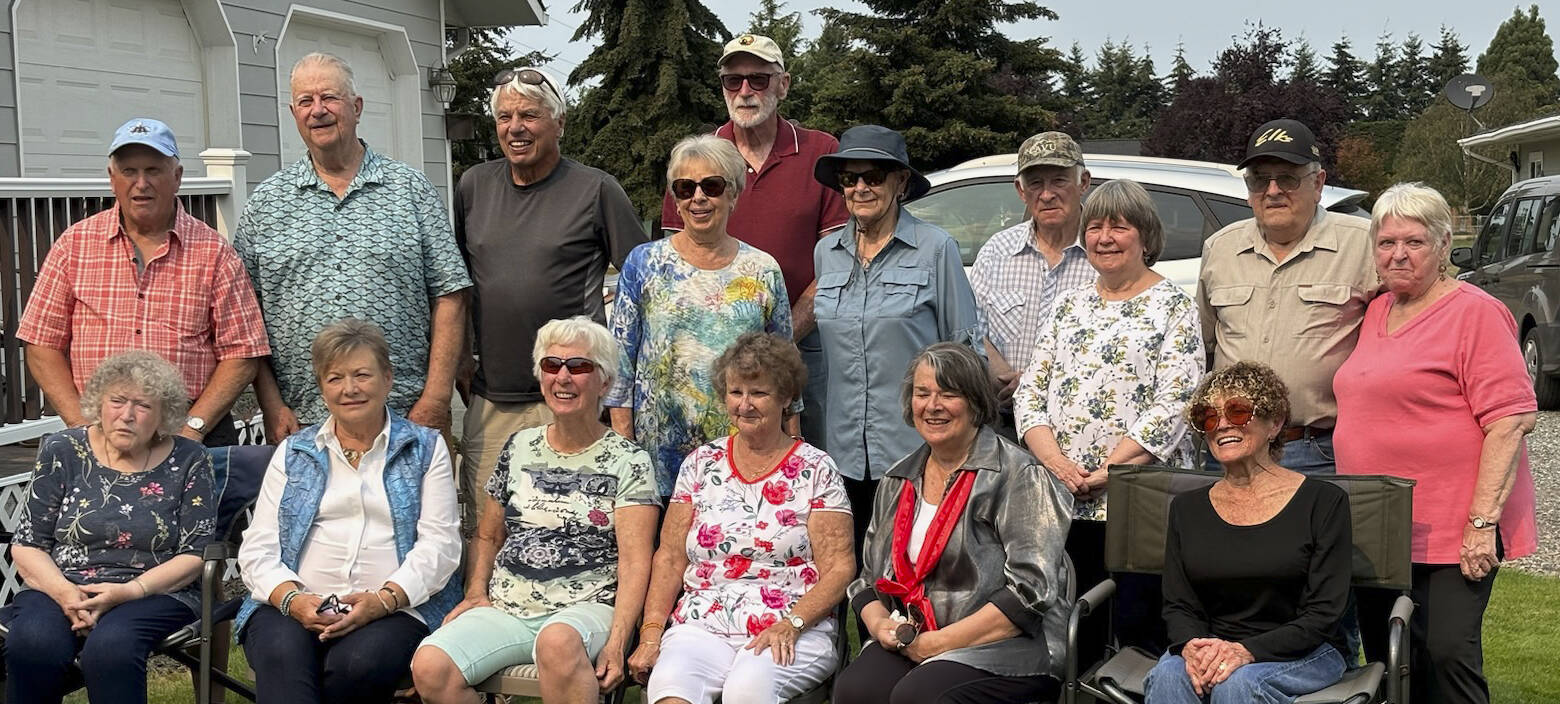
[341,448,364,465]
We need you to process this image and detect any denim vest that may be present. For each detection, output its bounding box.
[235,412,462,636]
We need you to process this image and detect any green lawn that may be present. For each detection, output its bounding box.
[75,568,1560,703]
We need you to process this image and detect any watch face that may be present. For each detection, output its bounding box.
[788,615,804,629]
[186,417,206,431]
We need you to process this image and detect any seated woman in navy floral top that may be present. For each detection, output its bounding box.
[1,350,217,704]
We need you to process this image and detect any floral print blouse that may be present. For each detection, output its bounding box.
[604,238,794,496]
[15,428,217,611]
[485,426,660,620]
[671,438,850,637]
[1014,279,1204,521]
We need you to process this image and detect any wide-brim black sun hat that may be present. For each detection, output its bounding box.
[813,124,931,201]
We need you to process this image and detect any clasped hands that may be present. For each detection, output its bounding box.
[285,590,392,641]
[1045,457,1106,501]
[1180,638,1255,695]
[59,580,144,634]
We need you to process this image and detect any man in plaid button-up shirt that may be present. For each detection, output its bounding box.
[17,118,270,446]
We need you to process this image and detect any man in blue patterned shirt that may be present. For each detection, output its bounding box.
[236,52,472,439]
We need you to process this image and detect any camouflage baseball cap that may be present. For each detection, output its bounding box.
[1016,131,1084,173]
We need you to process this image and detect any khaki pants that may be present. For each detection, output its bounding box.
[458,395,552,529]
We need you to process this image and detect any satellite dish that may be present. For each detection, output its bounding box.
[1444,74,1494,111]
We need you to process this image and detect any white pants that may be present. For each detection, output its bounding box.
[645,622,838,704]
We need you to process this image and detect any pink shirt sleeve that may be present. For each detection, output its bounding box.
[1456,296,1538,426]
[16,231,78,349]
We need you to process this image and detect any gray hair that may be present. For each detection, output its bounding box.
[1370,182,1455,253]
[80,351,189,437]
[291,52,357,98]
[310,318,392,380]
[900,343,999,428]
[489,67,567,120]
[532,316,618,388]
[1080,179,1166,266]
[666,135,747,196]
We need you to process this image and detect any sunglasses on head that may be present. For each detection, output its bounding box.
[539,356,597,376]
[670,176,730,200]
[720,72,774,92]
[837,168,890,189]
[1189,397,1257,434]
[492,67,562,103]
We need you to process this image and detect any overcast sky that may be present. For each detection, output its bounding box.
[509,1,1559,92]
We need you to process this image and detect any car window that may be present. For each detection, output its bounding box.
[1542,197,1560,252]
[1205,197,1255,227]
[1509,198,1542,258]
[905,179,1028,265]
[1143,189,1211,261]
[1476,200,1512,267]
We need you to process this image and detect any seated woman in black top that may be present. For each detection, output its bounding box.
[1144,362,1351,704]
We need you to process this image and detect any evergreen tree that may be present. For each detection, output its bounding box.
[747,0,804,61]
[1397,33,1436,115]
[1164,41,1196,96]
[790,11,852,126]
[1062,42,1094,106]
[1476,4,1560,102]
[811,0,1066,169]
[1361,31,1401,120]
[443,29,540,179]
[1082,40,1163,139]
[1323,36,1367,120]
[564,0,730,217]
[1428,25,1469,89]
[1290,39,1320,84]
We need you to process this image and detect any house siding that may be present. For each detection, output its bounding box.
[0,8,17,177]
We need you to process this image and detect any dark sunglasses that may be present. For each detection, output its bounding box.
[315,593,352,615]
[837,168,890,189]
[1189,397,1257,435]
[540,356,598,376]
[720,73,774,92]
[1243,171,1311,193]
[492,67,563,103]
[670,176,730,200]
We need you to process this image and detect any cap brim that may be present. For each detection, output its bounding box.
[719,50,785,70]
[1018,157,1082,173]
[1237,151,1310,170]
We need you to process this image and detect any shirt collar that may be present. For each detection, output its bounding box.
[104,202,190,244]
[294,139,384,192]
[886,426,1007,480]
[998,220,1086,260]
[831,207,924,254]
[314,409,392,454]
[714,115,801,158]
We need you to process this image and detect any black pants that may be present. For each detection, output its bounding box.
[200,411,240,447]
[833,642,1060,704]
[241,607,427,704]
[844,475,879,644]
[1358,558,1500,704]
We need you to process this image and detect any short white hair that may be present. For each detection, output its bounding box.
[666,135,746,195]
[291,52,357,98]
[532,316,619,388]
[489,67,567,120]
[1370,182,1454,252]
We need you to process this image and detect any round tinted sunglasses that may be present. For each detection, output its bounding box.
[670,176,729,200]
[492,67,562,103]
[540,356,597,376]
[1189,397,1256,434]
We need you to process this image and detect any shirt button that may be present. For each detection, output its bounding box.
[1262,335,1269,343]
[1268,300,1276,309]
[135,329,142,335]
[137,293,144,299]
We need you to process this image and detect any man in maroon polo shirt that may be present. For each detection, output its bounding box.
[660,33,849,449]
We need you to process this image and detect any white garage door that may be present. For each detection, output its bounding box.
[15,0,208,176]
[278,23,401,166]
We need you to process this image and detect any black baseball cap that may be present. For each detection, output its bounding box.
[1238,119,1321,169]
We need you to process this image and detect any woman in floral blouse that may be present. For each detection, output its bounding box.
[1,351,216,704]
[1013,179,1205,658]
[628,332,854,703]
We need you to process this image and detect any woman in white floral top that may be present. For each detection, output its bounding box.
[628,332,855,703]
[1013,179,1205,659]
[413,317,660,703]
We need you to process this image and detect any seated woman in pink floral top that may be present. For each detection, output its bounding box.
[628,332,855,703]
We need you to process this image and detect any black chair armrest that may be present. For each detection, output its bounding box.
[1387,593,1414,704]
[203,543,235,562]
[1064,578,1117,704]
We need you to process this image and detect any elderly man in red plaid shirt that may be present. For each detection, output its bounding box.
[17,117,270,446]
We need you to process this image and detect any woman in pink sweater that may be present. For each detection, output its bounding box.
[1333,182,1537,704]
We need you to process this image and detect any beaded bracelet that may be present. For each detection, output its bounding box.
[373,589,396,614]
[379,585,402,610]
[279,589,303,618]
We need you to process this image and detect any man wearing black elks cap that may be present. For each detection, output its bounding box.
[1195,119,1373,475]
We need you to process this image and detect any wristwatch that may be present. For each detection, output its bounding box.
[1469,515,1497,530]
[185,416,207,435]
[783,612,805,630]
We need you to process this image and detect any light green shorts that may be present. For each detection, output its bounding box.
[417,603,615,685]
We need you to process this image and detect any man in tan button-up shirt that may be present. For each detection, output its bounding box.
[1197,119,1374,474]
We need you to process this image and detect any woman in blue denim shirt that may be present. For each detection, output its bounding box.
[810,125,982,552]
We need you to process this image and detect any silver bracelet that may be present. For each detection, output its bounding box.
[279,589,302,618]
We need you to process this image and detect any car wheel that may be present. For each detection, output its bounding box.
[1522,329,1560,410]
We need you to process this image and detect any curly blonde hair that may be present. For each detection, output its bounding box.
[1186,361,1289,463]
[80,351,189,437]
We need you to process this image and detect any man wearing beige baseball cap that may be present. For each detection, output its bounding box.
[659,33,848,451]
[969,131,1095,426]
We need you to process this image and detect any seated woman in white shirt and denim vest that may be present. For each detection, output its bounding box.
[235,319,462,704]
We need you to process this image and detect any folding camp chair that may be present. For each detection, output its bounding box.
[0,443,272,704]
[1063,465,1416,704]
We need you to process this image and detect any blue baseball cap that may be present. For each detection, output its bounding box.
[108,118,179,158]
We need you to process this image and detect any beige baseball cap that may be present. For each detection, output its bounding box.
[719,33,785,70]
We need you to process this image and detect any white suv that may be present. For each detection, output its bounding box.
[905,153,1370,294]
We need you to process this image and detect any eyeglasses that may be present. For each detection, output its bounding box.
[493,67,563,104]
[315,593,353,615]
[670,176,730,200]
[1189,397,1257,434]
[539,356,598,376]
[838,169,890,189]
[720,73,774,92]
[1243,170,1314,193]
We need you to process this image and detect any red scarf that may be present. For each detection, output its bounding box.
[874,469,977,631]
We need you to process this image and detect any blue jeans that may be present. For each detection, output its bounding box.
[242,605,427,704]
[0,589,194,704]
[1144,643,1346,704]
[1204,434,1335,476]
[798,328,829,451]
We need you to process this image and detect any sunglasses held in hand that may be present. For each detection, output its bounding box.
[315,593,353,615]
